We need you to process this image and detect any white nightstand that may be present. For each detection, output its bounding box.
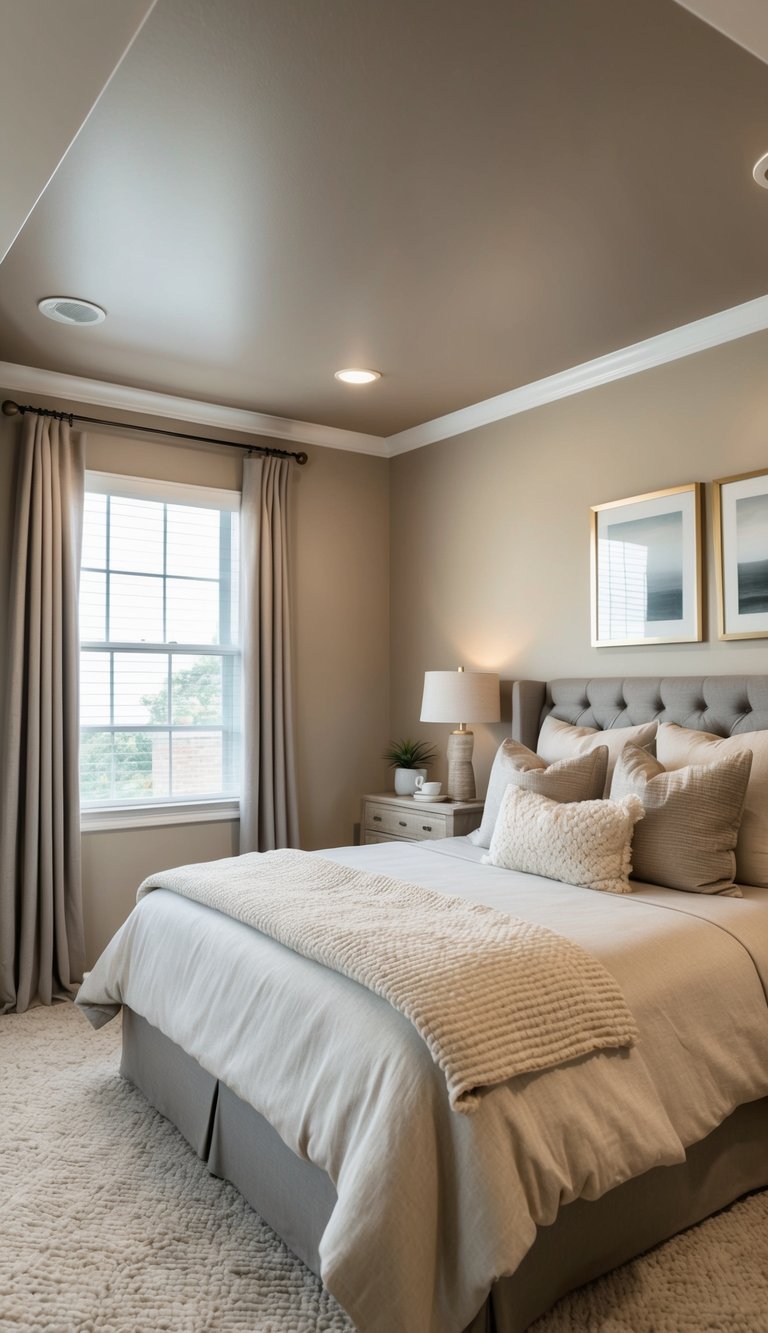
[361,792,484,845]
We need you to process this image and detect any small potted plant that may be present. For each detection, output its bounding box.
[384,738,437,796]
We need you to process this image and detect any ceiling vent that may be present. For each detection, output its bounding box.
[38,296,106,326]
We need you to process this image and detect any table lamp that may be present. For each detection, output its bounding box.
[420,667,501,800]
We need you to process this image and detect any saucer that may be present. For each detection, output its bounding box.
[413,792,448,802]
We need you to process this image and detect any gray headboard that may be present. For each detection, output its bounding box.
[512,676,768,753]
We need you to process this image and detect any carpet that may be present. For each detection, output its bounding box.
[1,1003,766,1332]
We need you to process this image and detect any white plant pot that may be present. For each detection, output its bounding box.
[394,767,427,796]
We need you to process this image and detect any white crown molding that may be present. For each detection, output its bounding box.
[0,362,389,457]
[3,293,768,460]
[386,294,768,455]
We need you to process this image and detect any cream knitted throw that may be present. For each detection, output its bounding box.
[137,850,638,1113]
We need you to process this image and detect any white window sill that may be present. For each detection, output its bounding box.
[81,799,240,833]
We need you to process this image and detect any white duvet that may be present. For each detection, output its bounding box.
[77,838,768,1333]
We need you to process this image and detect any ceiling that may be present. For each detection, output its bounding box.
[2,0,768,438]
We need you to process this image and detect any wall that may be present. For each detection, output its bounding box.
[0,392,390,963]
[389,330,768,798]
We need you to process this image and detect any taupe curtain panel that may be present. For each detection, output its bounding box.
[0,415,85,1015]
[239,454,300,852]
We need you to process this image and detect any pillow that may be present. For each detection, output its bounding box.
[657,723,768,888]
[469,739,608,848]
[483,786,645,894]
[610,743,753,895]
[537,715,658,795]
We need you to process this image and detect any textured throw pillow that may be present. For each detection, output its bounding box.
[468,739,608,849]
[657,723,768,889]
[610,743,753,895]
[483,786,645,894]
[537,715,658,795]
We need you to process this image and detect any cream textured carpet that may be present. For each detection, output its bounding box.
[1,1004,766,1333]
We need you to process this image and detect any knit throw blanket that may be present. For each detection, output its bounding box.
[137,850,638,1113]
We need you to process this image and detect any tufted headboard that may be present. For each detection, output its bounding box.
[511,676,768,753]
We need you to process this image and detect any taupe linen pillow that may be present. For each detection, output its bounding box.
[610,743,753,895]
[657,723,768,888]
[537,715,658,795]
[469,739,608,849]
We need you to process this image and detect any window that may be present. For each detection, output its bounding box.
[79,472,240,823]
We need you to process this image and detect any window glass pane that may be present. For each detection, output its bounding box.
[82,493,107,570]
[109,496,164,575]
[226,514,240,646]
[172,655,222,725]
[166,578,218,644]
[80,570,106,642]
[113,653,169,725]
[166,505,220,579]
[80,730,114,802]
[114,731,168,799]
[109,574,164,642]
[171,731,222,796]
[80,652,111,726]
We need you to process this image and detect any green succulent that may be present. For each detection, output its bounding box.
[383,738,437,770]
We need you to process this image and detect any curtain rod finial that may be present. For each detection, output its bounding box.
[2,400,20,417]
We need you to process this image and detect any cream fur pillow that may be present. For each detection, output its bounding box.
[483,786,645,894]
[657,723,768,888]
[537,715,658,795]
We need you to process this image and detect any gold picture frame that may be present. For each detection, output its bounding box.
[590,483,703,648]
[713,467,768,641]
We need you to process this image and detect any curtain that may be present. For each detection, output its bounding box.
[0,414,85,1014]
[239,454,300,852]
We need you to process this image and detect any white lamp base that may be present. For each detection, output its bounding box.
[446,729,476,800]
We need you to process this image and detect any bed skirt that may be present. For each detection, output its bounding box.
[121,1006,768,1333]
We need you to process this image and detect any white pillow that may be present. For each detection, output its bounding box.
[657,722,768,888]
[537,715,658,795]
[483,786,645,894]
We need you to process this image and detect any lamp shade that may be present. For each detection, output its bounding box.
[420,670,500,724]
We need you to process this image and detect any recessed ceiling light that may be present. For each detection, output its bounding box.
[38,296,106,326]
[334,368,381,385]
[753,153,768,189]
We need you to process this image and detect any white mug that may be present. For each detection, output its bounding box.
[415,778,442,797]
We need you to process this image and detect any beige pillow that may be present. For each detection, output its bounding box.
[610,743,752,895]
[483,786,645,894]
[537,715,658,795]
[469,739,608,848]
[657,723,768,889]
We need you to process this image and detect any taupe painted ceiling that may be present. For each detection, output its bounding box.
[2,0,768,437]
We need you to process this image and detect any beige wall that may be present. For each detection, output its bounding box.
[0,394,390,963]
[389,330,768,799]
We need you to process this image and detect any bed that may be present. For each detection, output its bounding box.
[77,675,768,1332]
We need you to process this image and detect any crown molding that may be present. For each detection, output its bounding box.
[0,362,389,457]
[3,293,768,461]
[386,294,768,455]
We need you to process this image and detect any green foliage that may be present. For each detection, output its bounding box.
[142,658,222,725]
[383,737,437,770]
[80,730,153,801]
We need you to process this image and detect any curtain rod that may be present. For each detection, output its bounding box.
[1,399,309,465]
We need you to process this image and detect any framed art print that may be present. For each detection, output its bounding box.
[590,483,702,647]
[714,468,768,640]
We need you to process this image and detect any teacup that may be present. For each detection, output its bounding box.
[415,779,442,797]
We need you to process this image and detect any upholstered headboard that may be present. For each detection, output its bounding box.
[511,676,768,753]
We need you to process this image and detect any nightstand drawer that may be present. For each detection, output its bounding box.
[364,801,449,841]
[363,830,411,845]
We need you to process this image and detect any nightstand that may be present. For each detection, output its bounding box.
[361,793,484,845]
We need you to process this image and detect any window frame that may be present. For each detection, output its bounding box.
[79,471,241,832]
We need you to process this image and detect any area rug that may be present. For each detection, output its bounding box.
[1,1003,766,1332]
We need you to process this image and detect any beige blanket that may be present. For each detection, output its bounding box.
[137,848,638,1112]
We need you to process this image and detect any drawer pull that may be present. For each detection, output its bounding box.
[373,815,382,822]
[398,820,407,827]
[422,825,432,832]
